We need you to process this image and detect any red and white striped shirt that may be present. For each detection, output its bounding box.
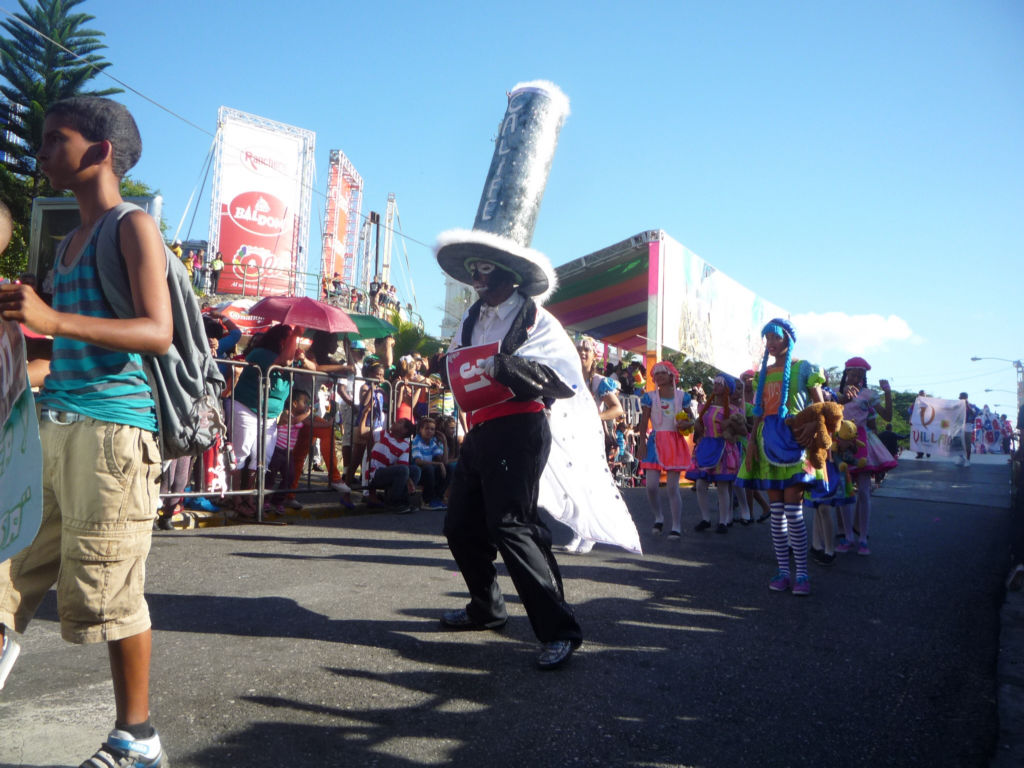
[368,431,409,480]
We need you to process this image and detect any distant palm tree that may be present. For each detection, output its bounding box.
[0,0,121,195]
[390,310,444,360]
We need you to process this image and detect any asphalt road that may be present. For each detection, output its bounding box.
[0,454,1012,768]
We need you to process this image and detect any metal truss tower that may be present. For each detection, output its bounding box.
[321,149,363,285]
[379,193,397,285]
[356,215,373,292]
[208,106,316,296]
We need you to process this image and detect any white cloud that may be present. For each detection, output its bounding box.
[790,312,921,364]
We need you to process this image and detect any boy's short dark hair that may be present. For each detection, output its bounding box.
[45,97,142,178]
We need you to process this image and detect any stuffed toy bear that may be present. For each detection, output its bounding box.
[722,411,748,443]
[786,401,844,470]
[834,419,867,475]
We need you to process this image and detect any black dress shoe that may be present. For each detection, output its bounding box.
[537,639,581,670]
[694,520,711,532]
[440,609,506,631]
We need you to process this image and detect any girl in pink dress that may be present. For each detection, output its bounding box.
[687,374,742,533]
[834,356,896,555]
[637,361,694,538]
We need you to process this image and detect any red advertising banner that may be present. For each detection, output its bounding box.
[215,117,306,296]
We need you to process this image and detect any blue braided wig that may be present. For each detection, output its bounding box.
[753,318,796,418]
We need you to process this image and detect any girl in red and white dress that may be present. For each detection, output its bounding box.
[636,361,694,539]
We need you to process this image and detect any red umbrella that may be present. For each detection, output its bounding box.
[206,299,272,333]
[247,296,358,334]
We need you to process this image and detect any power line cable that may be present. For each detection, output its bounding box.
[0,5,439,254]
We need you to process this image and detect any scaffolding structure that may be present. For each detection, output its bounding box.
[356,216,373,292]
[379,193,396,285]
[321,149,363,286]
[208,106,316,297]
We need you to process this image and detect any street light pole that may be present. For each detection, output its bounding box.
[971,356,1023,415]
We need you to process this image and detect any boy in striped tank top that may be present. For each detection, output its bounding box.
[0,98,171,767]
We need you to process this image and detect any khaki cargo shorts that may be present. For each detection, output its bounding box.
[0,413,161,644]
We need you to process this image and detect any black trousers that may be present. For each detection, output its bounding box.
[443,411,582,644]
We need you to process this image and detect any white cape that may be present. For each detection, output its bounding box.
[509,307,642,554]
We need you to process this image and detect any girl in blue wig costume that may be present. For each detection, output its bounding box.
[687,374,742,534]
[737,319,826,596]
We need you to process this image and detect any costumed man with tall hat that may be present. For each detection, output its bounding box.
[436,81,641,671]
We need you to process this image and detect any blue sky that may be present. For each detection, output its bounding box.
[15,0,1023,406]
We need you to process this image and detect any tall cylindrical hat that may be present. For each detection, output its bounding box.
[436,80,569,303]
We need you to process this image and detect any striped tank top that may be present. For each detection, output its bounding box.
[37,222,157,431]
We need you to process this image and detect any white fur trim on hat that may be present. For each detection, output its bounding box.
[436,228,558,304]
[510,80,570,118]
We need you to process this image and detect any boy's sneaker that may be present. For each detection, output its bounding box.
[834,537,854,553]
[80,729,166,767]
[331,481,352,493]
[769,572,791,592]
[0,631,20,690]
[792,574,811,596]
[284,498,303,510]
[426,499,447,511]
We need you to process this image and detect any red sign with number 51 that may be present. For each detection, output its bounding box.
[446,342,515,412]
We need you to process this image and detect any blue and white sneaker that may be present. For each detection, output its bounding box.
[0,630,20,690]
[80,729,166,767]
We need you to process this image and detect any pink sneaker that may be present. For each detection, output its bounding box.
[857,541,871,556]
[769,572,791,591]
[792,575,811,596]
[835,537,854,553]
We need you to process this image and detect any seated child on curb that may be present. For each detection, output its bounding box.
[412,416,449,510]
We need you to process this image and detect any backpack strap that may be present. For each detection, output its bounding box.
[94,202,169,319]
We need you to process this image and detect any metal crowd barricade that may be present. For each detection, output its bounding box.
[155,359,471,526]
[156,358,263,524]
[389,377,436,424]
[266,365,395,505]
[616,394,644,487]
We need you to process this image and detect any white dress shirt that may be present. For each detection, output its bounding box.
[468,290,526,348]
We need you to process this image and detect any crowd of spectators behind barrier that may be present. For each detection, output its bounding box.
[151,306,1024,527]
[155,309,475,523]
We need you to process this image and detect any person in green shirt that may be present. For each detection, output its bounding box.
[209,251,224,294]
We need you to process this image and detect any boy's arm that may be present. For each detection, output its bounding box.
[0,211,171,354]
